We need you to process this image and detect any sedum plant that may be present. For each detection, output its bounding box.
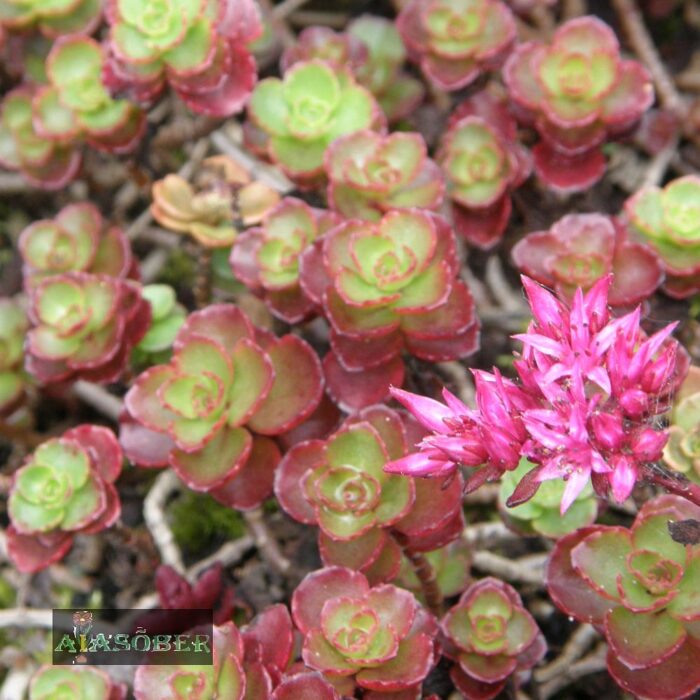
[104,0,262,116]
[547,495,700,700]
[441,577,545,700]
[272,672,339,700]
[0,86,81,190]
[0,297,28,416]
[663,365,700,483]
[276,404,465,582]
[152,156,280,249]
[625,175,700,298]
[299,209,479,410]
[34,36,145,154]
[512,213,663,306]
[437,91,530,249]
[230,197,339,324]
[325,130,444,222]
[248,59,383,182]
[123,304,322,509]
[25,272,150,384]
[292,566,438,695]
[7,425,123,573]
[19,202,134,288]
[29,665,126,700]
[499,458,598,538]
[281,25,368,75]
[135,284,186,357]
[504,16,654,191]
[0,0,101,37]
[397,0,516,91]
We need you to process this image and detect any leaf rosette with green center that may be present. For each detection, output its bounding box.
[33,36,145,155]
[26,272,150,385]
[325,130,444,222]
[292,566,438,694]
[547,495,700,700]
[248,59,384,181]
[0,0,101,37]
[663,366,700,484]
[7,425,123,573]
[397,0,515,92]
[0,87,81,190]
[0,297,28,416]
[19,203,134,288]
[123,304,322,509]
[625,175,700,298]
[231,197,340,324]
[29,664,126,700]
[441,577,545,700]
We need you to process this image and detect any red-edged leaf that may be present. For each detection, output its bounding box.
[533,143,606,193]
[6,526,73,573]
[64,424,123,483]
[274,440,326,525]
[272,672,340,700]
[119,409,174,468]
[449,664,504,700]
[452,197,512,251]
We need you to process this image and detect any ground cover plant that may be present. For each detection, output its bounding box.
[1,0,700,698]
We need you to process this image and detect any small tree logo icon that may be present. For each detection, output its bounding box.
[72,610,93,664]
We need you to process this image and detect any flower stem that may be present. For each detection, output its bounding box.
[642,462,700,508]
[193,245,212,309]
[392,531,443,618]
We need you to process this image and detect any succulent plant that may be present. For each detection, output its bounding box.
[19,203,134,288]
[499,458,598,538]
[0,0,101,37]
[292,566,438,694]
[276,404,465,582]
[299,209,479,410]
[152,156,280,248]
[512,213,663,306]
[123,304,322,509]
[442,577,545,700]
[25,272,150,385]
[325,130,444,222]
[231,197,339,324]
[0,297,28,416]
[397,0,516,91]
[29,665,126,700]
[248,59,384,182]
[438,91,530,249]
[547,495,700,700]
[625,175,700,298]
[504,16,654,191]
[347,15,425,123]
[663,365,700,483]
[135,284,186,357]
[281,25,368,75]
[272,672,339,700]
[33,36,145,154]
[6,425,123,573]
[0,86,81,190]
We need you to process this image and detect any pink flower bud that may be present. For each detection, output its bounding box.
[640,345,676,394]
[619,389,649,418]
[591,411,625,450]
[630,427,668,462]
[608,454,638,503]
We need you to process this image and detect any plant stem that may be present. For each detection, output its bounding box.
[243,508,292,575]
[392,531,443,617]
[642,462,700,508]
[193,245,213,309]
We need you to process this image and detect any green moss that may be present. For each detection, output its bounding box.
[157,248,196,290]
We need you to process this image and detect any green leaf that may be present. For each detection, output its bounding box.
[8,491,64,532]
[61,476,103,530]
[632,513,688,565]
[326,84,376,141]
[48,38,102,87]
[668,557,700,619]
[570,528,631,599]
[380,211,436,270]
[112,23,162,63]
[317,506,376,540]
[269,135,326,176]
[175,338,232,389]
[34,440,90,490]
[142,284,176,320]
[33,88,77,139]
[165,18,213,73]
[326,425,387,481]
[36,279,86,327]
[249,78,290,137]
[374,475,413,525]
[227,340,273,427]
[283,61,340,111]
[77,100,130,134]
[627,188,665,239]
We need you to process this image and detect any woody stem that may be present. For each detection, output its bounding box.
[392,531,443,617]
[193,245,212,310]
[642,462,700,508]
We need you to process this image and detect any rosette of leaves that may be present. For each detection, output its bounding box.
[442,577,545,700]
[512,213,663,306]
[19,202,134,288]
[231,197,339,324]
[504,16,654,191]
[0,87,81,190]
[135,284,186,358]
[292,566,438,695]
[276,404,466,583]
[397,0,516,91]
[547,495,700,700]
[625,175,700,298]
[499,458,598,538]
[33,36,145,154]
[438,92,531,249]
[25,272,150,385]
[272,672,339,700]
[29,665,126,700]
[280,26,368,75]
[6,425,123,573]
[325,130,444,222]
[0,297,28,416]
[663,365,700,483]
[122,304,323,509]
[152,156,280,249]
[248,59,384,182]
[104,0,261,116]
[0,0,101,37]
[299,209,479,410]
[346,15,425,123]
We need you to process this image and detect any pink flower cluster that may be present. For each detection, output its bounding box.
[387,276,683,513]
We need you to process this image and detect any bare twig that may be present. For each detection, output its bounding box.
[144,470,185,574]
[140,248,170,284]
[72,381,123,422]
[0,173,33,193]
[273,0,311,20]
[642,135,681,188]
[193,245,213,309]
[288,10,349,28]
[0,609,52,628]
[535,624,599,684]
[470,552,547,585]
[392,531,444,617]
[0,659,35,700]
[539,643,608,699]
[485,256,527,313]
[463,521,518,548]
[243,508,292,574]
